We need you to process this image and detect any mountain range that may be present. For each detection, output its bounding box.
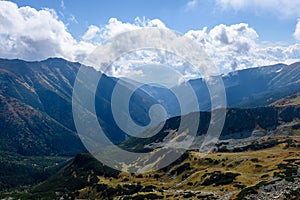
[1,58,300,154]
[0,58,300,198]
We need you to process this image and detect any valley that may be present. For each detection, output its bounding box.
[0,58,299,199]
[1,1,300,199]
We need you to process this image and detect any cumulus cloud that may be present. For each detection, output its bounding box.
[295,20,300,41]
[185,27,208,44]
[185,23,300,72]
[101,21,300,77]
[79,17,167,45]
[95,17,166,41]
[0,1,167,65]
[216,0,300,18]
[208,23,258,53]
[0,1,299,77]
[82,25,100,41]
[185,23,260,71]
[0,1,94,61]
[79,18,300,76]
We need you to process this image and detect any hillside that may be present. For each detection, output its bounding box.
[271,93,300,107]
[8,136,299,200]
[0,58,85,156]
[0,58,158,189]
[119,104,300,153]
[0,58,165,156]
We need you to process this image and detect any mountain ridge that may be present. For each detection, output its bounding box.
[0,57,300,192]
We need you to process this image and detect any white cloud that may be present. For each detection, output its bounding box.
[103,22,300,78]
[79,17,167,47]
[146,18,167,29]
[82,25,100,41]
[0,1,299,77]
[0,1,94,61]
[0,1,167,64]
[216,0,300,18]
[185,27,207,44]
[295,20,300,41]
[185,23,260,71]
[95,17,166,41]
[208,23,258,53]
[185,23,300,72]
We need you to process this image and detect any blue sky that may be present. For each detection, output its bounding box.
[10,0,299,42]
[0,0,300,75]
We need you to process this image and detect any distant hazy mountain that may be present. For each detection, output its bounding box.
[145,62,300,111]
[222,62,300,108]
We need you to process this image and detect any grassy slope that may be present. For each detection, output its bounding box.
[271,93,300,107]
[14,136,299,200]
